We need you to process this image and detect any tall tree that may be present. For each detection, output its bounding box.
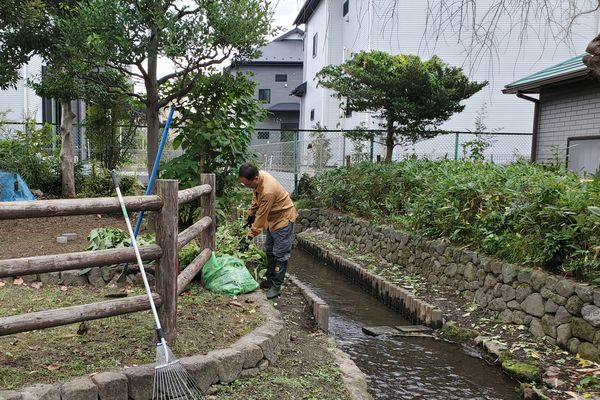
[62,0,271,175]
[316,51,487,161]
[162,71,266,195]
[0,0,125,197]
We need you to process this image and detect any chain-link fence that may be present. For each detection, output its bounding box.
[249,129,532,193]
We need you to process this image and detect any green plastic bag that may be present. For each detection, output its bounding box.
[202,252,259,296]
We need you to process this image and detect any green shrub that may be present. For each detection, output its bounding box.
[78,169,143,197]
[312,160,600,281]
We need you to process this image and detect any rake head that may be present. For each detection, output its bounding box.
[153,342,204,400]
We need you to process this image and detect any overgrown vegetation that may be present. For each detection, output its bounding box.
[307,160,600,281]
[0,122,67,196]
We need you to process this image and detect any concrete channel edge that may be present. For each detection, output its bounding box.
[288,274,373,400]
[0,291,288,400]
[296,236,445,329]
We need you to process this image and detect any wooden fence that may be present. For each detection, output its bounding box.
[0,174,216,343]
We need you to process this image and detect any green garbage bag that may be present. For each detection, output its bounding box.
[202,252,259,296]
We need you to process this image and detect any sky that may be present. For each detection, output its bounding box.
[270,0,304,35]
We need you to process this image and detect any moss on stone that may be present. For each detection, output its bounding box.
[501,360,540,382]
[439,323,479,343]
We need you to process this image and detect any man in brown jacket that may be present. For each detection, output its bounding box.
[239,163,298,299]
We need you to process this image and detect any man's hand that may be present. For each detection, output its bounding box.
[239,236,252,252]
[244,215,256,228]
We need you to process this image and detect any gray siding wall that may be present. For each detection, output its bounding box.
[231,64,302,138]
[537,79,600,164]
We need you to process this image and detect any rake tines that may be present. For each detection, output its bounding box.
[153,341,204,400]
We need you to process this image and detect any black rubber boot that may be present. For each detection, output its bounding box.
[266,261,287,299]
[261,254,276,290]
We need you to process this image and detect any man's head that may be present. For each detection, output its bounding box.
[239,163,260,188]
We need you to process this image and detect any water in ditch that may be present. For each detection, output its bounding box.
[288,249,520,400]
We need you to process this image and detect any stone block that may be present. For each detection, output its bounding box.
[61,377,98,400]
[541,314,557,338]
[124,363,154,400]
[180,354,220,392]
[39,272,60,285]
[530,270,547,291]
[209,347,245,384]
[582,304,600,327]
[502,264,516,283]
[571,318,596,343]
[544,299,559,313]
[557,324,572,349]
[232,336,265,369]
[91,371,127,400]
[521,293,545,318]
[555,307,572,325]
[529,318,545,338]
[60,270,88,286]
[554,280,575,298]
[566,295,584,316]
[515,284,532,303]
[362,326,400,336]
[20,384,60,400]
[0,391,22,400]
[576,284,594,303]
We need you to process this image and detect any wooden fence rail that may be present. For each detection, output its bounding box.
[0,174,216,343]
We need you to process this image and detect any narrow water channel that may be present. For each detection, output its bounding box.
[289,249,520,400]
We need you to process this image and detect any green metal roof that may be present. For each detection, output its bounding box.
[503,54,588,94]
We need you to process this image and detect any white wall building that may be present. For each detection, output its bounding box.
[293,0,599,139]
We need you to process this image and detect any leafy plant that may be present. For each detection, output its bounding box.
[78,169,142,198]
[215,220,266,281]
[86,228,155,251]
[311,160,600,280]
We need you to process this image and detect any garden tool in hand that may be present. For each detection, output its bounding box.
[111,171,203,400]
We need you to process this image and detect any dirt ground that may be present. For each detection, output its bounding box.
[0,216,352,398]
[0,214,128,259]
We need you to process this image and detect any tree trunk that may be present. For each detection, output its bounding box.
[59,99,76,198]
[385,116,395,162]
[145,31,160,177]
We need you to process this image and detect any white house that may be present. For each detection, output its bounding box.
[292,0,599,160]
[0,56,87,161]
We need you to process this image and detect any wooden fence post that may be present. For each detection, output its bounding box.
[156,179,178,343]
[200,174,216,251]
[345,155,351,168]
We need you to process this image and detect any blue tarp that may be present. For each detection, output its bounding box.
[0,171,35,201]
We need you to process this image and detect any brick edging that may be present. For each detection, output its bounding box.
[297,236,444,328]
[2,291,288,400]
[288,274,330,332]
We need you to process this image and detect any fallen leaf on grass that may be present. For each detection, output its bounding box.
[47,364,61,371]
[13,278,24,286]
[60,286,69,292]
[228,300,243,308]
[30,282,43,289]
[0,281,5,287]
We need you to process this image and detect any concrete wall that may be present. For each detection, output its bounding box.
[537,79,600,169]
[297,208,600,362]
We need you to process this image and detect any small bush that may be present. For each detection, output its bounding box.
[312,160,600,281]
[78,169,143,197]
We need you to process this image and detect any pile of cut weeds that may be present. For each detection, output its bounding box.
[0,282,264,390]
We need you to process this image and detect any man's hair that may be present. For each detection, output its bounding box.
[239,163,259,180]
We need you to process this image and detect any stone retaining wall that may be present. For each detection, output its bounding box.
[297,208,600,361]
[0,291,288,400]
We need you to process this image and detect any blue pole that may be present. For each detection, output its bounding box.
[132,105,175,238]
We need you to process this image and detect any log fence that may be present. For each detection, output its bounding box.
[0,174,216,343]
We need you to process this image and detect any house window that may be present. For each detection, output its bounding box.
[310,109,315,121]
[275,74,287,82]
[312,33,318,58]
[258,89,271,103]
[257,131,270,140]
[343,0,349,16]
[567,136,600,174]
